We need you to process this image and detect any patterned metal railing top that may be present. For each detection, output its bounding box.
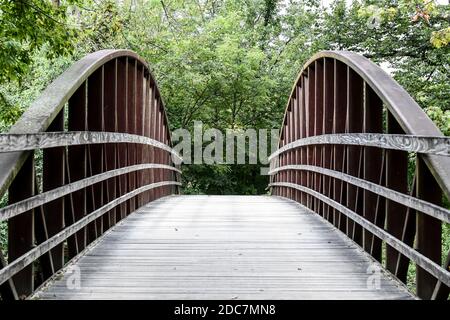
[0,131,182,162]
[268,133,450,161]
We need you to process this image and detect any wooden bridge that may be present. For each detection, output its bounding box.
[0,50,448,300]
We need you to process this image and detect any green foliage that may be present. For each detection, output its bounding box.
[0,0,82,130]
[182,164,267,194]
[0,222,6,258]
[0,0,448,195]
[0,193,7,257]
[431,27,450,48]
[0,0,79,83]
[425,106,450,135]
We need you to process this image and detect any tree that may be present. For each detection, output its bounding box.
[0,0,80,126]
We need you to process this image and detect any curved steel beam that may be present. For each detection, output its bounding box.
[278,50,450,199]
[0,50,173,198]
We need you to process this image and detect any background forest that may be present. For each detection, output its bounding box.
[0,0,449,195]
[0,0,449,293]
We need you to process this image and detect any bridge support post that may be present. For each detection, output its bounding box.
[104,59,118,227]
[416,156,442,299]
[385,112,408,281]
[322,59,333,221]
[38,110,65,281]
[8,154,35,298]
[332,61,347,232]
[314,60,324,216]
[346,67,363,246]
[66,82,88,258]
[362,84,384,262]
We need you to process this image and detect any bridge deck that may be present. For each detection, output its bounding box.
[34,195,413,300]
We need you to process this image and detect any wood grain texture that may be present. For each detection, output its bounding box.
[34,195,413,300]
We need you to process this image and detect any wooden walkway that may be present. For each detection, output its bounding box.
[34,195,413,300]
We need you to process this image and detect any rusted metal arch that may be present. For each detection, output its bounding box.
[0,49,180,300]
[276,50,450,199]
[270,50,450,300]
[0,49,173,198]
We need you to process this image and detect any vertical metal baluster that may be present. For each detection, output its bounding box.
[314,60,324,215]
[362,83,383,261]
[306,66,315,211]
[333,60,347,231]
[135,64,144,207]
[293,85,300,203]
[346,68,363,245]
[155,96,162,199]
[117,57,129,219]
[40,110,65,279]
[104,59,118,229]
[286,110,291,199]
[416,156,442,299]
[300,75,307,206]
[149,81,156,202]
[143,73,150,204]
[394,178,417,282]
[322,58,334,221]
[161,120,167,196]
[127,59,137,212]
[8,155,35,298]
[68,82,87,255]
[385,112,408,275]
[87,66,105,241]
[370,150,386,258]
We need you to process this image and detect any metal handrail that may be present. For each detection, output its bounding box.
[268,133,450,161]
[0,49,175,198]
[270,50,450,299]
[269,165,450,224]
[277,50,450,199]
[0,180,181,287]
[0,163,181,222]
[0,131,182,161]
[0,49,181,300]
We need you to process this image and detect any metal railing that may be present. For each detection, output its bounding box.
[269,51,450,300]
[0,50,181,300]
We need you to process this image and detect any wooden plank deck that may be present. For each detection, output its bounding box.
[33,195,413,300]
